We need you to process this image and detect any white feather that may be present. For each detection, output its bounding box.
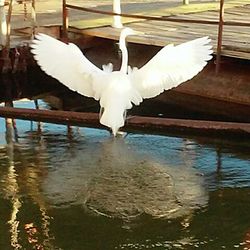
[131,36,213,99]
[102,63,113,73]
[30,33,105,98]
[99,71,142,135]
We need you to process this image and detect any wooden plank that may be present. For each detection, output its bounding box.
[0,107,250,138]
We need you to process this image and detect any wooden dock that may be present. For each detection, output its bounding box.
[2,0,249,61]
[68,0,250,60]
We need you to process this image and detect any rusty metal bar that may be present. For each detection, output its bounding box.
[31,0,36,38]
[215,0,224,75]
[0,106,101,128]
[0,107,250,138]
[62,0,69,41]
[65,4,250,27]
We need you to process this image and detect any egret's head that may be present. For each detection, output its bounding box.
[119,28,144,50]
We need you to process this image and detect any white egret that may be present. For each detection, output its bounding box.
[30,28,213,136]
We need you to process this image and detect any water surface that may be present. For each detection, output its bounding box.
[0,101,250,250]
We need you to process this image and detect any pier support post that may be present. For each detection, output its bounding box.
[62,0,69,42]
[31,0,36,38]
[0,0,7,47]
[112,0,123,28]
[215,0,224,75]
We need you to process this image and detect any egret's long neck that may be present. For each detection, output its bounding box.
[119,34,128,74]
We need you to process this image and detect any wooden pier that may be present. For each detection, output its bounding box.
[65,0,250,60]
[2,0,250,61]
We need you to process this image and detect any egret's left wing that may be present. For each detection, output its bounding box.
[131,36,213,99]
[30,33,106,98]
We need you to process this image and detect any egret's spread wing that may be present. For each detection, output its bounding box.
[131,36,213,99]
[30,33,105,98]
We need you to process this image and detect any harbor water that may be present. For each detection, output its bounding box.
[0,100,250,250]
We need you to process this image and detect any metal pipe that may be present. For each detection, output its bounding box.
[0,107,250,138]
[31,0,36,38]
[62,0,69,41]
[65,4,250,27]
[215,0,224,75]
[112,0,123,28]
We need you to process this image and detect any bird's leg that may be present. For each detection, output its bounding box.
[99,107,104,120]
[123,110,127,120]
[115,130,128,138]
[110,111,128,137]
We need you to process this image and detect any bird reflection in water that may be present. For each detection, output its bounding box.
[44,136,208,222]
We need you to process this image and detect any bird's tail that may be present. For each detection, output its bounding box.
[100,104,126,136]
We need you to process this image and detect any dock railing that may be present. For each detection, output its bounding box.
[1,0,36,73]
[62,0,249,74]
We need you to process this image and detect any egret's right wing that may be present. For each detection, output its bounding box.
[131,36,213,99]
[30,33,106,98]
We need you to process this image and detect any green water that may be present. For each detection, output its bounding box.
[0,101,250,250]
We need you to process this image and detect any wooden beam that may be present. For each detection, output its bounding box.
[0,107,250,138]
[62,0,69,41]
